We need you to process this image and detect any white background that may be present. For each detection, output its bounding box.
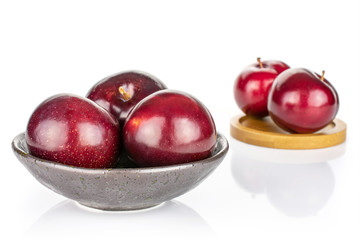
[1,0,359,239]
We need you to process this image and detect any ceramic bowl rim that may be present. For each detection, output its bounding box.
[12,132,229,174]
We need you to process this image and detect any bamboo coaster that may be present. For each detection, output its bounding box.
[230,115,346,149]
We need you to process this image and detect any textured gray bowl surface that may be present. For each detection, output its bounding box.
[12,132,228,211]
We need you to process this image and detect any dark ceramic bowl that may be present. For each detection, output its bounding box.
[12,132,228,211]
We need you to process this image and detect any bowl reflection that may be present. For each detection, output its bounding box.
[29,200,215,238]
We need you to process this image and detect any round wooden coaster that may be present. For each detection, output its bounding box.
[230,115,346,149]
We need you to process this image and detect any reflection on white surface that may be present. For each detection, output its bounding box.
[29,200,215,239]
[265,163,335,217]
[230,137,343,218]
[230,136,346,164]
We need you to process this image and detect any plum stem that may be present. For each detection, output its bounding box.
[119,87,132,102]
[257,57,263,68]
[321,70,325,81]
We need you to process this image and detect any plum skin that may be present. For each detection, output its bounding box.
[25,94,121,168]
[123,90,217,167]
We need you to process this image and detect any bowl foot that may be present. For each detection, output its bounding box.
[77,202,163,211]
